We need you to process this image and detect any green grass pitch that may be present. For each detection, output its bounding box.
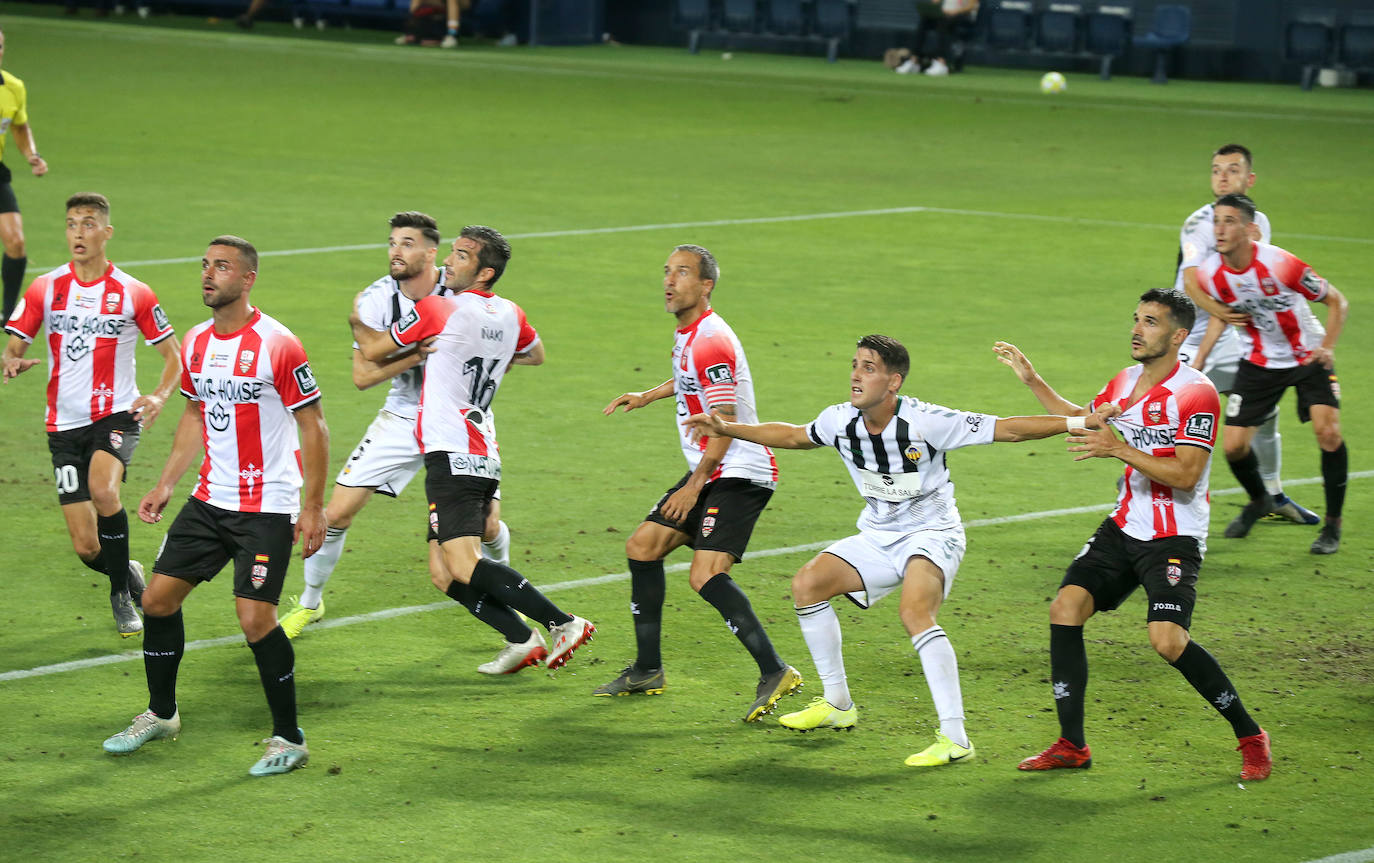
[0,10,1370,862]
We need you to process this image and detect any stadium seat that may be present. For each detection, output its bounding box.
[1132,3,1190,84]
[1284,9,1335,90]
[1085,4,1132,79]
[721,0,759,33]
[767,0,804,36]
[676,0,712,53]
[986,0,1033,51]
[1037,2,1083,54]
[812,0,853,63]
[1339,10,1374,71]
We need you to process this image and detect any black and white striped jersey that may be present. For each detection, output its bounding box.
[806,395,996,534]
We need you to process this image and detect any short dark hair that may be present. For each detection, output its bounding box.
[1214,143,1253,169]
[1214,193,1256,223]
[1141,289,1196,333]
[390,211,440,246]
[66,193,110,218]
[460,225,511,286]
[209,235,259,273]
[673,244,719,284]
[856,334,910,381]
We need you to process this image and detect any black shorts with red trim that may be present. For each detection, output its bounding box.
[1226,360,1339,427]
[645,473,773,562]
[153,497,295,604]
[46,411,141,505]
[424,452,498,543]
[1061,519,1201,628]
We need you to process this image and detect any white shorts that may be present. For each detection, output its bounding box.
[335,411,423,497]
[822,527,966,609]
[1180,331,1242,394]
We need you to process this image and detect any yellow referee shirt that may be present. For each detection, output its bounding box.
[0,70,30,164]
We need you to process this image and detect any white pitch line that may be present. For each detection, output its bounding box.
[1302,848,1374,863]
[3,471,1368,683]
[71,204,1374,271]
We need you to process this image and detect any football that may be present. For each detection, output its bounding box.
[1040,71,1067,93]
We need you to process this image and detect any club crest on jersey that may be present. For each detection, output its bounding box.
[701,516,716,537]
[238,349,256,375]
[1259,276,1281,297]
[904,444,922,464]
[109,430,124,451]
[483,300,499,315]
[104,291,122,314]
[1183,412,1216,441]
[251,565,268,589]
[1144,401,1166,426]
[1165,558,1183,586]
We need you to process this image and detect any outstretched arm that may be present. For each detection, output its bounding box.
[682,411,820,450]
[1067,424,1210,490]
[2,334,39,381]
[604,378,675,415]
[138,399,206,523]
[992,341,1087,416]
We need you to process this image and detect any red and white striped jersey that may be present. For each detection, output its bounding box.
[672,309,777,485]
[389,289,538,473]
[4,262,175,431]
[180,309,321,514]
[1092,363,1219,541]
[1196,242,1329,369]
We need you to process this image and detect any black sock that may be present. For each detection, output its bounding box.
[1171,640,1260,739]
[1,254,25,321]
[629,558,666,671]
[1321,443,1348,521]
[97,510,131,595]
[1227,448,1268,503]
[1050,624,1088,748]
[143,609,184,720]
[79,552,106,575]
[468,559,572,630]
[445,580,532,643]
[697,573,783,677]
[249,626,302,744]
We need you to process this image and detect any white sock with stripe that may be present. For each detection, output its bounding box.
[300,526,346,609]
[795,601,852,711]
[912,625,969,748]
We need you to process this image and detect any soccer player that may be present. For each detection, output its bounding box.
[103,236,328,776]
[998,289,1271,781]
[1174,143,1318,531]
[278,212,540,674]
[684,334,1099,765]
[0,28,49,321]
[1196,194,1348,554]
[350,225,595,669]
[2,193,179,637]
[596,244,801,723]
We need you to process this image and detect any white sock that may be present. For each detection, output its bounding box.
[795,601,852,711]
[481,520,510,566]
[300,526,346,609]
[912,625,968,748]
[1253,409,1283,497]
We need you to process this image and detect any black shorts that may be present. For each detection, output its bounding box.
[46,412,141,505]
[424,452,498,543]
[1226,361,1340,427]
[645,473,773,562]
[0,163,18,214]
[153,497,295,604]
[1062,519,1201,628]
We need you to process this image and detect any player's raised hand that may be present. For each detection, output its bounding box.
[604,391,649,415]
[138,484,173,524]
[992,341,1037,385]
[130,393,167,430]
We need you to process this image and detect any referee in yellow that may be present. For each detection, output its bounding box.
[0,27,49,321]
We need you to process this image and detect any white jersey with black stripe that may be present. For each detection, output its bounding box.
[353,270,449,421]
[806,395,996,535]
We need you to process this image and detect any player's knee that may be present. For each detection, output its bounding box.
[790,567,822,605]
[898,604,936,634]
[89,486,122,517]
[141,584,180,618]
[429,565,453,592]
[1315,425,1343,452]
[625,533,657,562]
[1223,439,1250,462]
[1149,628,1188,662]
[1,235,24,259]
[1049,590,1092,626]
[71,536,102,561]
